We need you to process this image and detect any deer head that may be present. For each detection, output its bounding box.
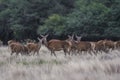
[67,34,74,41]
[37,37,43,44]
[75,35,82,42]
[40,34,49,45]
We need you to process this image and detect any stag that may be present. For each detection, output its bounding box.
[41,34,72,56]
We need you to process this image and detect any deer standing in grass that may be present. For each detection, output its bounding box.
[115,41,120,50]
[8,41,29,55]
[103,40,115,52]
[7,40,17,45]
[75,35,93,55]
[94,39,115,53]
[26,38,42,55]
[41,34,72,56]
[8,39,30,55]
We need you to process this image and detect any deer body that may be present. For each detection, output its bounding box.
[9,42,27,55]
[26,38,42,55]
[41,35,72,56]
[75,41,92,54]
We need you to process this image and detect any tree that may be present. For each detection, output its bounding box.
[65,0,110,36]
[37,14,66,36]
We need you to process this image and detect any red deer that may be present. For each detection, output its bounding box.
[21,45,29,55]
[104,40,115,51]
[26,38,42,55]
[115,41,120,50]
[9,42,28,55]
[75,35,92,55]
[94,39,115,53]
[8,39,29,55]
[66,35,79,55]
[41,34,72,56]
[94,40,106,53]
[8,40,19,50]
[7,40,17,45]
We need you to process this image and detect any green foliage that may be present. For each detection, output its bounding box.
[0,0,120,42]
[65,0,111,36]
[37,14,66,35]
[104,27,120,37]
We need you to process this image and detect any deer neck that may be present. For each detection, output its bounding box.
[38,42,42,46]
[44,40,48,48]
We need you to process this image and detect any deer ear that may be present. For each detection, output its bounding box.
[75,35,78,38]
[37,37,41,41]
[45,34,49,37]
[40,34,44,38]
[72,34,74,38]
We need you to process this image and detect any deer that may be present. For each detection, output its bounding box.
[75,35,93,55]
[94,39,113,53]
[26,38,42,55]
[9,42,29,55]
[7,40,17,46]
[114,40,120,50]
[94,40,106,53]
[103,40,115,52]
[8,39,30,55]
[40,34,72,56]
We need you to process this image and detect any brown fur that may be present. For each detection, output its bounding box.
[115,41,120,49]
[9,43,27,55]
[94,40,104,52]
[75,41,92,54]
[104,40,115,50]
[26,38,42,55]
[41,34,72,56]
[75,35,92,55]
[94,40,115,53]
[46,39,72,56]
[7,40,17,45]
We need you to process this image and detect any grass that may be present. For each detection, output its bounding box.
[16,59,62,66]
[0,46,120,80]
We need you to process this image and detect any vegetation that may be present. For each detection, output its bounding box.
[0,46,120,80]
[0,0,120,43]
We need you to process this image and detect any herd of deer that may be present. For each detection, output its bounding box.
[3,34,120,56]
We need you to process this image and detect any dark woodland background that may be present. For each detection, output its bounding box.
[0,0,120,44]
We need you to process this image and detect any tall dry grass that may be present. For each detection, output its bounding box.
[0,46,120,80]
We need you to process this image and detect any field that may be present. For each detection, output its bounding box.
[0,46,120,80]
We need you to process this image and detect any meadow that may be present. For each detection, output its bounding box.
[0,46,120,80]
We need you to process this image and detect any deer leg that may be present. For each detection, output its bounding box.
[37,51,39,55]
[11,52,14,55]
[50,50,53,56]
[53,51,57,57]
[68,48,71,56]
[64,51,67,56]
[16,52,19,56]
[36,50,39,55]
[68,51,70,56]
[33,51,36,56]
[70,49,74,56]
[63,48,67,56]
